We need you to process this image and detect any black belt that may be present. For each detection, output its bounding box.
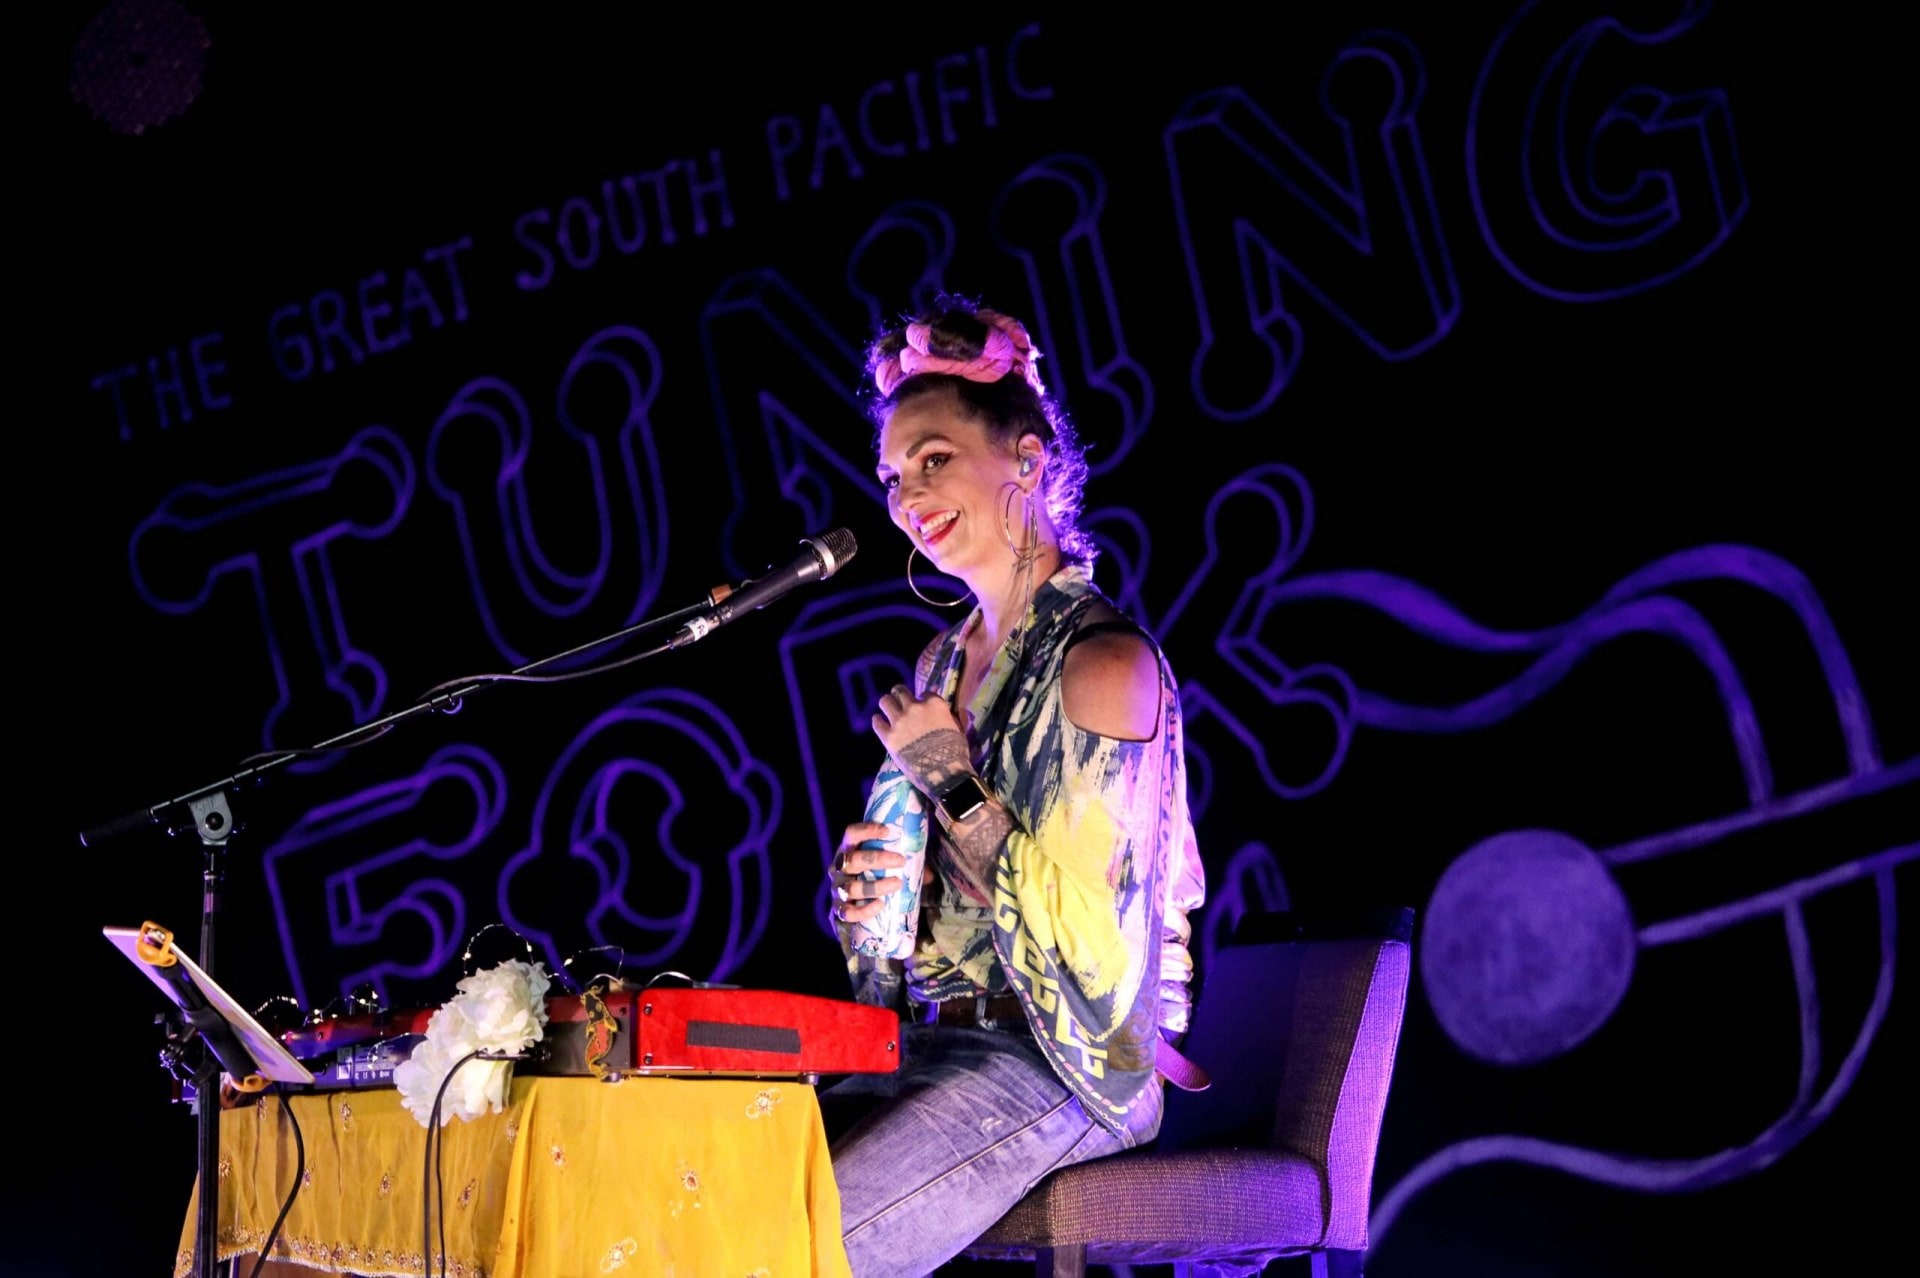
[927,995,1212,1091]
[932,993,1026,1028]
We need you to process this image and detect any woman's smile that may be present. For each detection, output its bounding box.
[917,509,959,549]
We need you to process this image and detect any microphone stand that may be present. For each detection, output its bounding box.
[188,791,233,1278]
[80,593,733,847]
[80,582,760,1278]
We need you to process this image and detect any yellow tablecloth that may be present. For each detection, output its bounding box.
[176,1074,852,1277]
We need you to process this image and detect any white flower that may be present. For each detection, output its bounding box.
[393,959,552,1127]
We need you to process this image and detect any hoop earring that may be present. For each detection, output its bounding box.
[1000,483,1044,661]
[1001,483,1041,565]
[907,545,969,607]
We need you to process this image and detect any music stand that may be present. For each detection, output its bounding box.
[104,921,314,1278]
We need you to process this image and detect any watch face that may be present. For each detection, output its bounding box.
[939,775,990,824]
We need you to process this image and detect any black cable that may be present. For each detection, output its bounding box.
[423,1052,475,1278]
[436,1069,455,1278]
[231,723,396,771]
[411,635,682,703]
[226,630,683,776]
[87,593,716,847]
[227,634,680,773]
[244,1090,306,1278]
[423,1049,527,1278]
[407,594,714,708]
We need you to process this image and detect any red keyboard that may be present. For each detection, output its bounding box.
[284,986,901,1085]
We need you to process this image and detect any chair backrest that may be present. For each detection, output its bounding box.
[1157,907,1413,1251]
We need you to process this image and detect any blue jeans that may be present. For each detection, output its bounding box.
[820,1022,1164,1278]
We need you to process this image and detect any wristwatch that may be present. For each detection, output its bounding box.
[931,773,992,832]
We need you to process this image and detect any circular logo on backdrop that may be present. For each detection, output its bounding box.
[69,0,211,136]
[1421,828,1637,1066]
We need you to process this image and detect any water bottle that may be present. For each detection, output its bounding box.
[847,760,929,962]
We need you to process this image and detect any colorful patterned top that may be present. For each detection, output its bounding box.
[900,563,1207,1132]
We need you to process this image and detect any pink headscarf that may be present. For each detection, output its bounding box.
[873,308,1045,398]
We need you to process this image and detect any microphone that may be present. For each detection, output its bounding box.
[670,528,859,648]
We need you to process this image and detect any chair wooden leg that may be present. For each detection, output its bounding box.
[1035,1243,1089,1277]
[1311,1247,1365,1278]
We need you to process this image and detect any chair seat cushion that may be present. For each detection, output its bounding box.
[964,1147,1328,1267]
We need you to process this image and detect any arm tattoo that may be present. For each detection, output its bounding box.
[899,728,1016,897]
[912,639,941,695]
[897,729,971,793]
[941,803,1014,900]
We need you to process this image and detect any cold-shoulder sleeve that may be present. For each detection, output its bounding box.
[991,634,1200,1132]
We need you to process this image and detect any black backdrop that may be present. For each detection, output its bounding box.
[21,3,1916,1275]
